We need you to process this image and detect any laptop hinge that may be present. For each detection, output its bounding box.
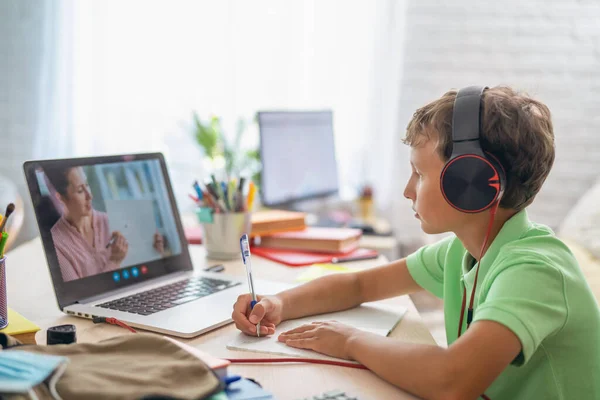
[75,271,190,305]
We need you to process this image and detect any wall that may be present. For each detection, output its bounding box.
[392,1,600,243]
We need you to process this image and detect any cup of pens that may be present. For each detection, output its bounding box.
[192,177,256,260]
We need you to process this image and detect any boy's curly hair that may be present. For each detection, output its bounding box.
[403,86,555,211]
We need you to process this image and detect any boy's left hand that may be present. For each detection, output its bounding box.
[278,321,361,360]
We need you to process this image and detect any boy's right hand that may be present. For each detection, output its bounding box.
[232,294,283,336]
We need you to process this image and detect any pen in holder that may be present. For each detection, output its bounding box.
[0,257,8,329]
[197,208,252,260]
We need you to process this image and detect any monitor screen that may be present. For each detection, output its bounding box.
[258,111,339,206]
[24,154,192,308]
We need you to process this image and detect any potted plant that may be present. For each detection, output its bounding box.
[192,112,261,186]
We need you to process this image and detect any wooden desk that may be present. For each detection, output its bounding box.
[6,237,434,399]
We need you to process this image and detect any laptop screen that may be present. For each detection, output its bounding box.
[24,153,193,308]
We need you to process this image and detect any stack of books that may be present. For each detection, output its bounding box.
[249,209,378,267]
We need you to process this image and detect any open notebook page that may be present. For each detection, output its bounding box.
[227,302,407,362]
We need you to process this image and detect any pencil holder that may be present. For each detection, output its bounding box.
[0,257,7,329]
[197,210,252,260]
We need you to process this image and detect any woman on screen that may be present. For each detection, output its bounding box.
[45,166,164,282]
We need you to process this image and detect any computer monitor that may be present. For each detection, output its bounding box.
[258,110,339,207]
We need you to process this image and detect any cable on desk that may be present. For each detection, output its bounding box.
[92,317,137,333]
[225,357,368,370]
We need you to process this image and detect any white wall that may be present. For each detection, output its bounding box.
[392,0,600,243]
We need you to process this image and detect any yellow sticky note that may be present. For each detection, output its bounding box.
[295,263,354,282]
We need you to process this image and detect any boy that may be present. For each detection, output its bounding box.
[232,86,600,399]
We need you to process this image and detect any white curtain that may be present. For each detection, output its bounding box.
[1,0,73,246]
[66,0,407,214]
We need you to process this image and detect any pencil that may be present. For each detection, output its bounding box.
[247,181,257,211]
[0,232,9,258]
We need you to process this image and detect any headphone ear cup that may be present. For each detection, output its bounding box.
[441,154,503,213]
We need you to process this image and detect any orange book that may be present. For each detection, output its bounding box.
[257,227,362,253]
[250,210,306,237]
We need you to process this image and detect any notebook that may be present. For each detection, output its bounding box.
[0,308,41,345]
[257,227,362,253]
[250,210,306,237]
[227,303,406,362]
[251,247,379,267]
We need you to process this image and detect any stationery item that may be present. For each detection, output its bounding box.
[0,203,15,233]
[192,180,204,202]
[246,182,257,211]
[204,264,225,273]
[200,212,251,260]
[295,263,353,282]
[227,303,406,361]
[257,227,362,253]
[225,378,273,400]
[0,350,68,395]
[250,210,306,237]
[236,177,246,211]
[197,207,215,223]
[0,232,8,258]
[250,247,379,267]
[46,324,77,345]
[331,253,380,264]
[228,180,236,212]
[0,256,7,329]
[240,234,260,337]
[184,226,203,245]
[188,193,200,204]
[105,234,116,249]
[0,308,42,345]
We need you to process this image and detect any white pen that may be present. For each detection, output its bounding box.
[240,234,260,337]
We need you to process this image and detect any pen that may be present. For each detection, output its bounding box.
[228,179,236,212]
[236,177,246,211]
[105,235,116,249]
[331,253,379,264]
[240,233,260,337]
[192,181,204,201]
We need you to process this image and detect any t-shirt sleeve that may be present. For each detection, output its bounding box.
[405,235,455,298]
[473,262,568,366]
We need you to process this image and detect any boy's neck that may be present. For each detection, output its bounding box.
[454,208,518,262]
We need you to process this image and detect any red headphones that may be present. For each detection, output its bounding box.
[441,86,505,213]
[442,87,505,338]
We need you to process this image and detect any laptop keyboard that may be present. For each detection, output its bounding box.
[96,276,241,316]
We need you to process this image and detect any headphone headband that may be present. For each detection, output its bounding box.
[451,86,487,143]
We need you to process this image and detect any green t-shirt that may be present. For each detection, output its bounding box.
[406,209,600,400]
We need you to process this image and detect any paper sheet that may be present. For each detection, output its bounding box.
[227,303,407,362]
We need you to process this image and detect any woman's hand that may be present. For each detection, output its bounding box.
[108,231,128,264]
[232,294,284,336]
[153,232,165,254]
[278,321,362,360]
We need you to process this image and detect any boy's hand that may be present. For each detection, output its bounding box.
[232,294,283,336]
[278,321,362,360]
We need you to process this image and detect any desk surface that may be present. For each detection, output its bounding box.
[6,237,434,399]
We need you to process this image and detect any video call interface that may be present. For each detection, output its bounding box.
[35,159,182,283]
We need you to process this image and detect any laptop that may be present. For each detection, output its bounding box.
[23,153,288,338]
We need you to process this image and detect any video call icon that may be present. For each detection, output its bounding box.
[132,267,139,278]
[112,271,120,282]
[122,270,130,280]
